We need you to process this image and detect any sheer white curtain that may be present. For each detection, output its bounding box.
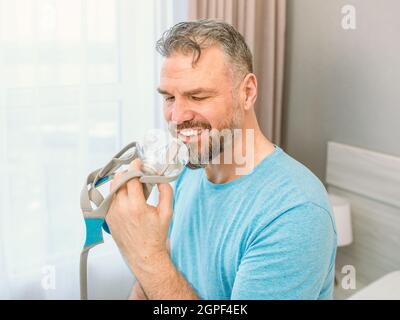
[0,0,185,299]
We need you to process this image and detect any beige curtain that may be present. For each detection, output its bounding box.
[188,0,286,145]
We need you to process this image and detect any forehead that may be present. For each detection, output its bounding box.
[159,46,232,90]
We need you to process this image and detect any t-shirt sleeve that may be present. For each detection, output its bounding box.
[231,202,337,300]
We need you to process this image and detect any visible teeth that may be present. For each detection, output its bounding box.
[179,129,201,137]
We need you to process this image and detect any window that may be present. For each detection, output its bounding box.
[0,0,184,299]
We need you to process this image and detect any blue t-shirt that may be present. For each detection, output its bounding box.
[169,146,337,300]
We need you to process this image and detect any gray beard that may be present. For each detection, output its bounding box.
[185,130,225,169]
[185,106,243,170]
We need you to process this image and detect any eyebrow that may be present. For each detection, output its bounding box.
[157,87,217,96]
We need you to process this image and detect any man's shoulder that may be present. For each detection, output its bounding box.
[246,148,335,231]
[262,147,331,211]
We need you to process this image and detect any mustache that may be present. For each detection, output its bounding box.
[173,121,212,131]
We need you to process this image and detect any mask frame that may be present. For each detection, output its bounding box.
[79,140,186,300]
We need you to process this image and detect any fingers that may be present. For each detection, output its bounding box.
[126,159,146,203]
[110,171,121,191]
[129,158,142,172]
[157,183,173,223]
[111,171,127,197]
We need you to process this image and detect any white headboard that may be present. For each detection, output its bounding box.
[326,142,400,298]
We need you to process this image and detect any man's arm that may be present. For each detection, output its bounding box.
[129,241,199,300]
[129,281,148,300]
[131,251,199,300]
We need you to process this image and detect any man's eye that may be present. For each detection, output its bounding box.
[164,96,175,102]
[191,96,208,101]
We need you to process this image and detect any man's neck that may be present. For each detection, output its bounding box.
[205,128,275,184]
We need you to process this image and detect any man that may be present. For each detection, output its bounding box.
[106,20,337,300]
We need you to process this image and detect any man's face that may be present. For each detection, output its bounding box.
[158,46,244,169]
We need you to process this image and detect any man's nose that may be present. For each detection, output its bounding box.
[170,97,194,124]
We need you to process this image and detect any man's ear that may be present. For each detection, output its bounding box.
[242,73,257,111]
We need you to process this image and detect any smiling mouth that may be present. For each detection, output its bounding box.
[177,128,205,142]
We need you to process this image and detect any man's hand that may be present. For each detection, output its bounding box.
[106,159,172,274]
[106,159,199,300]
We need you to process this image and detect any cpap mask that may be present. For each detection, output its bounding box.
[79,130,188,300]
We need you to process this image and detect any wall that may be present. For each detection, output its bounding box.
[282,0,400,180]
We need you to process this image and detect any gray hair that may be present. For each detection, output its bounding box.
[156,19,253,81]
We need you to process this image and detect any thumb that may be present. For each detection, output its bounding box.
[157,183,173,223]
